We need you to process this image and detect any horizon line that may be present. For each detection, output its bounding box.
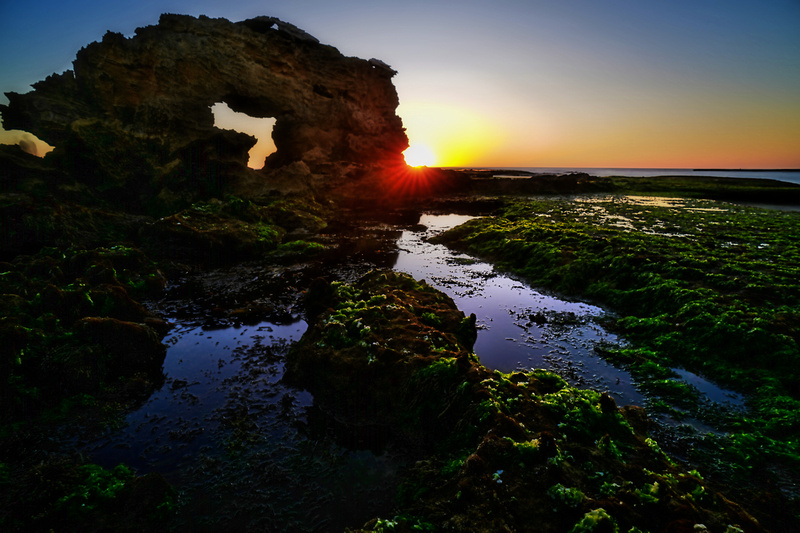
[441,166,800,172]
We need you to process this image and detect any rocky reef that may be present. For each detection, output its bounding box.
[4,11,795,532]
[1,14,410,211]
[288,271,762,532]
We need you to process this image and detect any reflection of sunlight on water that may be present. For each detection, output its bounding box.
[577,195,683,209]
[600,214,636,230]
[419,213,474,231]
[572,195,721,237]
[575,194,728,211]
[624,195,688,208]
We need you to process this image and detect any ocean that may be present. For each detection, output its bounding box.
[454,167,800,186]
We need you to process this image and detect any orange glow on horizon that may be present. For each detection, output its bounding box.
[398,101,507,167]
[397,89,800,170]
[211,102,276,169]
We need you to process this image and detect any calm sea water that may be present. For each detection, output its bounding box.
[456,167,800,186]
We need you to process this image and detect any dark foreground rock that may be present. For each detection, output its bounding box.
[0,246,167,424]
[1,456,175,532]
[286,271,763,533]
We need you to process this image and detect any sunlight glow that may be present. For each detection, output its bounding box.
[211,102,276,169]
[0,124,54,157]
[397,102,506,167]
[403,143,436,167]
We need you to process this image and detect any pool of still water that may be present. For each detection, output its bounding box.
[82,212,746,531]
[394,214,645,406]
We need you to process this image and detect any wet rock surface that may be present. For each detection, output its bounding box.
[285,270,480,451]
[1,194,793,531]
[0,246,167,422]
[0,245,175,531]
[289,271,764,532]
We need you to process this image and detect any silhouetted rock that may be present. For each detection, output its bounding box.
[1,14,409,211]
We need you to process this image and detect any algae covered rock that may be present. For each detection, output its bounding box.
[289,271,763,532]
[0,246,167,423]
[0,459,175,532]
[74,316,165,378]
[140,207,284,266]
[286,270,479,451]
[139,194,329,266]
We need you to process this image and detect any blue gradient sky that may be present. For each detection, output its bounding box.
[1,0,799,167]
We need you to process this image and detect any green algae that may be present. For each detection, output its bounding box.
[0,245,167,426]
[548,483,586,509]
[434,194,800,518]
[139,193,330,266]
[0,459,175,532]
[569,508,617,533]
[0,192,153,259]
[604,175,800,204]
[272,239,326,257]
[295,272,767,532]
[0,191,329,426]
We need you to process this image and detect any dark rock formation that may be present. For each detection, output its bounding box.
[1,14,409,210]
[286,271,763,532]
[0,246,167,423]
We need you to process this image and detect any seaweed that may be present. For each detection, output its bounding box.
[434,194,800,522]
[291,271,768,532]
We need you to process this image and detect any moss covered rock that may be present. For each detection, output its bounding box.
[288,271,764,532]
[0,246,166,424]
[0,458,175,532]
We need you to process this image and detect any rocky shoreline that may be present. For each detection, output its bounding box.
[289,271,763,532]
[2,13,799,532]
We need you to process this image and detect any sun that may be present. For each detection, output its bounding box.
[403,143,437,167]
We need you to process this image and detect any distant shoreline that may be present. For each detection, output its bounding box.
[693,168,800,172]
[445,166,800,172]
[444,167,800,186]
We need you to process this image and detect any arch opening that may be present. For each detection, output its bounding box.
[211,102,277,169]
[0,118,54,157]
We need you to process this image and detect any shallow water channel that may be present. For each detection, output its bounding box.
[395,214,643,406]
[82,212,743,531]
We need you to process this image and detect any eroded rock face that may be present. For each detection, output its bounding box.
[1,14,409,209]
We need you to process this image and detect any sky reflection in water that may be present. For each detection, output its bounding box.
[78,212,754,528]
[393,214,645,407]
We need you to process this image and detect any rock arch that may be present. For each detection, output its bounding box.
[0,14,409,209]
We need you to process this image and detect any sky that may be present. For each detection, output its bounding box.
[1,0,799,168]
